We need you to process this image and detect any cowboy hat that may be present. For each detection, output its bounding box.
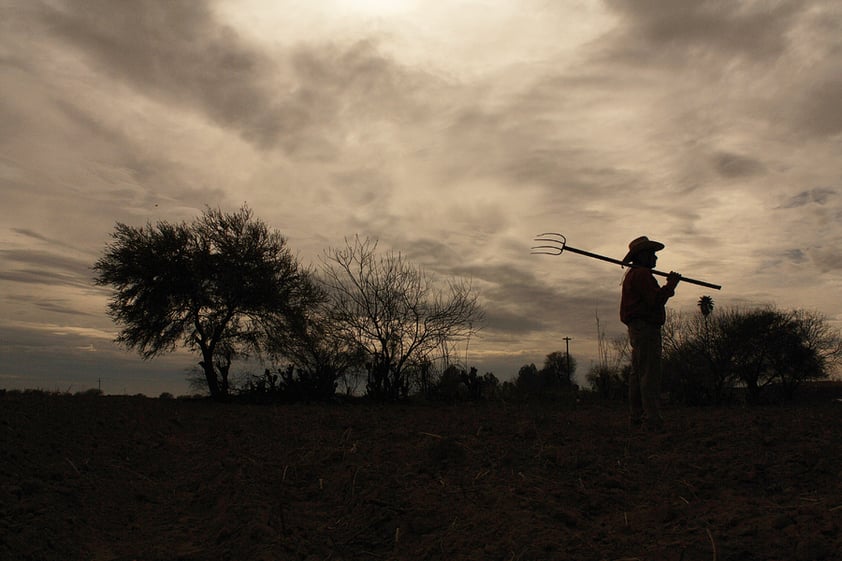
[623,236,665,263]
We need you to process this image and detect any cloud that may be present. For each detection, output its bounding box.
[797,76,842,137]
[780,188,837,209]
[601,0,800,64]
[40,1,283,146]
[5,293,95,317]
[11,228,90,253]
[807,247,842,273]
[0,321,190,394]
[0,320,114,351]
[590,0,841,149]
[11,228,53,243]
[0,249,95,289]
[712,151,766,179]
[38,1,434,158]
[783,248,806,264]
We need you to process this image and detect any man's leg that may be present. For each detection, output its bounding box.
[627,325,644,425]
[638,324,664,429]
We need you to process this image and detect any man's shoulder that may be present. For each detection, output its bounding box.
[626,267,653,279]
[624,267,655,288]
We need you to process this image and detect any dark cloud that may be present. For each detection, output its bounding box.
[434,85,621,198]
[452,261,619,339]
[0,249,95,288]
[779,188,837,209]
[401,238,464,271]
[331,167,394,207]
[276,40,438,158]
[39,2,430,156]
[12,228,54,244]
[797,76,842,137]
[808,247,842,273]
[1,293,93,316]
[713,151,766,178]
[34,299,92,316]
[597,1,842,144]
[11,228,93,253]
[784,248,806,264]
[0,269,91,289]
[288,40,430,118]
[602,0,801,63]
[41,1,282,146]
[0,325,189,395]
[482,307,546,338]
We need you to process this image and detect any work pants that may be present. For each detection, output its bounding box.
[627,320,663,427]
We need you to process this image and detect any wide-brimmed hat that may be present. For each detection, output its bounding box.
[623,236,665,263]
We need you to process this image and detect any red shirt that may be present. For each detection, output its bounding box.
[620,267,675,326]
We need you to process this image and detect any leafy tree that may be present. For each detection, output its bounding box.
[319,236,484,401]
[663,306,842,404]
[515,353,578,398]
[434,364,468,402]
[480,371,500,399]
[93,205,323,401]
[541,351,576,387]
[728,308,840,401]
[428,365,494,401]
[662,310,737,405]
[515,363,541,394]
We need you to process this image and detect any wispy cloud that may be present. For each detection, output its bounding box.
[38,1,434,158]
[0,249,95,289]
[779,188,837,209]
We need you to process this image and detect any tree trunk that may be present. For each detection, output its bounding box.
[200,347,225,401]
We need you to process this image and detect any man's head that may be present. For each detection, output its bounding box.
[623,236,665,268]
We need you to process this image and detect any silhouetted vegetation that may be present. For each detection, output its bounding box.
[511,351,578,399]
[423,365,500,402]
[585,312,628,400]
[265,299,367,401]
[93,205,324,401]
[318,236,484,401]
[663,305,842,404]
[235,365,353,403]
[92,209,842,407]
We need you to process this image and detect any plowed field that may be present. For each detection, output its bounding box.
[2,391,841,560]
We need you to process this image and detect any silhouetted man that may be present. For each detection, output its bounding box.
[620,236,680,431]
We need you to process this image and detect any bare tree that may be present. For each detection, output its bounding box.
[319,236,484,400]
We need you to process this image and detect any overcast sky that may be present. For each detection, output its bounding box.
[1,0,841,395]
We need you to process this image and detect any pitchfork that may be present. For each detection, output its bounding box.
[531,233,722,290]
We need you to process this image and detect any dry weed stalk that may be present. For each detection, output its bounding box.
[706,527,717,561]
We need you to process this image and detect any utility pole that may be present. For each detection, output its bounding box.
[563,336,572,382]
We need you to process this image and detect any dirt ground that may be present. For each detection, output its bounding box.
[2,388,842,561]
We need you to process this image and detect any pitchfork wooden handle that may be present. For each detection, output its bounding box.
[649,269,721,291]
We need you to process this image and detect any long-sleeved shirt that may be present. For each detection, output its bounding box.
[620,267,675,326]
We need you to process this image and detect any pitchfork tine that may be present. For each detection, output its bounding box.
[531,233,567,255]
[531,245,563,255]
